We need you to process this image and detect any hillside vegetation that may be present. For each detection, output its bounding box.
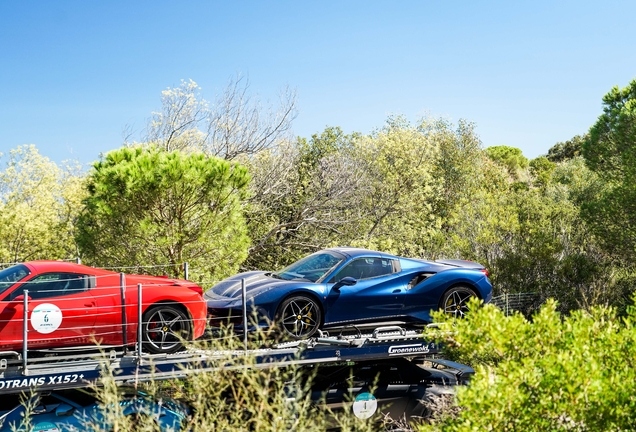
[1,78,635,430]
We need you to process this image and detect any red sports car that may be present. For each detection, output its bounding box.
[0,261,207,354]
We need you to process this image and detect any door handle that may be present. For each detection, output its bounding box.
[392,289,401,293]
[84,301,96,307]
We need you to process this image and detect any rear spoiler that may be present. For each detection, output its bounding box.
[435,259,489,277]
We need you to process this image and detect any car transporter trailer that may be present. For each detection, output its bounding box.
[0,325,477,395]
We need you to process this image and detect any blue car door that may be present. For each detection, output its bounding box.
[324,257,406,324]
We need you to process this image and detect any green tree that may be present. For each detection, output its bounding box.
[528,156,555,188]
[350,116,442,256]
[439,149,622,312]
[546,134,586,162]
[0,145,84,262]
[582,78,636,259]
[243,128,366,270]
[481,156,624,311]
[432,155,519,265]
[296,126,358,176]
[485,145,529,179]
[423,299,636,431]
[76,147,250,281]
[429,118,484,223]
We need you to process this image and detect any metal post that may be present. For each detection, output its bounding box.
[505,293,509,316]
[242,278,248,351]
[76,257,81,265]
[22,289,28,375]
[184,262,189,281]
[137,283,143,362]
[120,273,128,353]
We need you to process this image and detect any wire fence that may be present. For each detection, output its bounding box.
[490,292,545,317]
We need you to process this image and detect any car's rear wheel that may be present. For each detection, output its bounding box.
[276,295,322,339]
[142,304,191,354]
[440,286,477,318]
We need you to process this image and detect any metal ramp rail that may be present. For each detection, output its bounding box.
[0,326,440,394]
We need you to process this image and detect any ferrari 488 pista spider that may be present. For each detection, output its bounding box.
[0,261,207,353]
[205,247,492,339]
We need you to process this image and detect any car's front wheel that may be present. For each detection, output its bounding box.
[440,286,477,318]
[141,304,191,354]
[276,295,322,339]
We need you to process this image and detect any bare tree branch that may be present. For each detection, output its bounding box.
[143,76,297,160]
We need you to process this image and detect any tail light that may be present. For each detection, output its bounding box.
[480,269,490,277]
[187,285,204,296]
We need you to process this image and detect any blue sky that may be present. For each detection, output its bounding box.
[1,1,635,166]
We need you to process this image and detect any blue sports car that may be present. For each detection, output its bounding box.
[0,387,189,431]
[205,248,493,339]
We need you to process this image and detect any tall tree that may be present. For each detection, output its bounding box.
[546,134,586,162]
[430,118,484,222]
[528,156,556,188]
[76,147,250,281]
[0,145,84,262]
[344,116,443,257]
[484,145,529,180]
[243,128,367,270]
[582,78,636,259]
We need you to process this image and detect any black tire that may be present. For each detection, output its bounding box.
[439,286,477,318]
[276,295,322,339]
[141,304,191,354]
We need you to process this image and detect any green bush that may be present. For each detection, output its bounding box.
[81,328,389,431]
[422,298,636,431]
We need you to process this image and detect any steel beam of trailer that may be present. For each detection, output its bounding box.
[0,327,440,394]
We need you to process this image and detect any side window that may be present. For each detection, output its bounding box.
[331,258,398,282]
[9,273,91,301]
[369,258,397,278]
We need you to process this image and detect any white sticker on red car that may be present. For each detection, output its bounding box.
[31,304,63,334]
[352,392,377,419]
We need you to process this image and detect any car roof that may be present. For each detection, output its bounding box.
[23,260,113,276]
[325,247,399,259]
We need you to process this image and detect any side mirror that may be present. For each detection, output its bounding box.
[11,294,32,303]
[333,276,357,290]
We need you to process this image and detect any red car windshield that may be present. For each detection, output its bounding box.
[0,264,30,297]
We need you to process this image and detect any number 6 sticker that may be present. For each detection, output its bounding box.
[31,304,63,334]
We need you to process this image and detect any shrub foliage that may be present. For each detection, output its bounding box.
[423,299,636,431]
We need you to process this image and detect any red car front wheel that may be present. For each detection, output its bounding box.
[141,304,191,354]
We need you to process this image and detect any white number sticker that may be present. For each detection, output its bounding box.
[31,304,63,334]
[352,392,377,419]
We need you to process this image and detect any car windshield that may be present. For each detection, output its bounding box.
[0,264,30,297]
[275,251,345,283]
